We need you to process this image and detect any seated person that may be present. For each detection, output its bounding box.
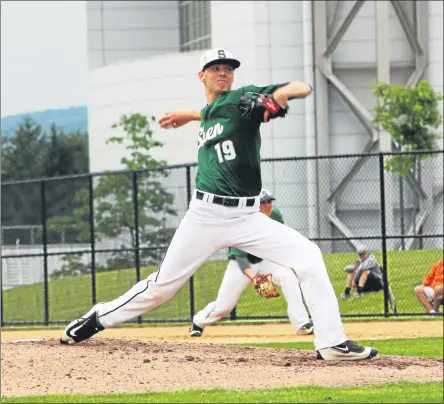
[340,245,384,299]
[414,259,443,314]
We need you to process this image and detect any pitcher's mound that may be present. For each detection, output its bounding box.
[2,338,442,397]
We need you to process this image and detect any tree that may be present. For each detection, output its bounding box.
[1,118,47,181]
[50,253,110,280]
[49,113,177,277]
[1,118,89,182]
[1,118,47,232]
[372,80,443,177]
[45,189,91,245]
[1,118,89,244]
[44,123,90,243]
[95,113,177,268]
[44,122,89,177]
[50,254,93,280]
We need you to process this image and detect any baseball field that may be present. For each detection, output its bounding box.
[2,249,443,402]
[1,318,443,403]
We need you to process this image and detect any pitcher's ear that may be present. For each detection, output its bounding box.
[198,71,205,82]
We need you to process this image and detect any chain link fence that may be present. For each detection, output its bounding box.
[1,151,443,326]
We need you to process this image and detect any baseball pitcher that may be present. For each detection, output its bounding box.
[60,48,377,361]
[190,189,314,337]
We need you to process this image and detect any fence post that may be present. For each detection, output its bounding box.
[132,171,142,324]
[1,272,4,326]
[186,166,195,320]
[0,181,2,325]
[88,175,97,306]
[40,180,49,325]
[378,153,390,317]
[417,158,424,250]
[399,176,405,250]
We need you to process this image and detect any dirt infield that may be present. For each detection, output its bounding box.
[2,320,443,398]
[3,319,443,344]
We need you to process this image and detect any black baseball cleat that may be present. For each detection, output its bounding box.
[297,322,314,335]
[189,323,203,337]
[316,340,378,361]
[60,311,104,345]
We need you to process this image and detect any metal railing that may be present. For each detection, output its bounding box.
[1,150,443,326]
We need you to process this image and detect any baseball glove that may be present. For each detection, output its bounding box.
[239,92,288,122]
[252,274,281,299]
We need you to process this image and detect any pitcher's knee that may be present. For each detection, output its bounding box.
[150,290,170,304]
[307,242,324,263]
[295,242,329,279]
[148,282,176,304]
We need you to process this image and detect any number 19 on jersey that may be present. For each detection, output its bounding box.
[214,140,236,163]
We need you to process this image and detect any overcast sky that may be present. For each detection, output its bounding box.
[1,1,88,117]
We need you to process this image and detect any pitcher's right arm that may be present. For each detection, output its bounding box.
[159,110,201,129]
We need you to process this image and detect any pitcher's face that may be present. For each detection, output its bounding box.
[199,64,234,95]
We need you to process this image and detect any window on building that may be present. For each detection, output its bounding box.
[179,0,211,52]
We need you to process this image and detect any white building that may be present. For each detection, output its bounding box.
[86,0,443,252]
[2,0,443,294]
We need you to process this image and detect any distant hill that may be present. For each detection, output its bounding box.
[1,106,88,138]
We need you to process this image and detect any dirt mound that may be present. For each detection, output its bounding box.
[2,338,443,398]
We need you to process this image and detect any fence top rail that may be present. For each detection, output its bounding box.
[2,149,442,186]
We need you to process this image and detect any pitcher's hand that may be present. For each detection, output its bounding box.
[159,110,200,129]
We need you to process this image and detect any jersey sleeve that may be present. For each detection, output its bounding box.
[243,83,290,96]
[228,247,248,260]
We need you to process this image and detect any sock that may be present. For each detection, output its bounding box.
[344,287,351,295]
[357,286,363,294]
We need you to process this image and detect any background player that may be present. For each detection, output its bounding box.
[414,259,443,313]
[340,245,384,300]
[60,48,377,361]
[190,189,314,337]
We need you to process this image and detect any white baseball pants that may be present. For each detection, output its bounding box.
[193,259,311,332]
[90,190,347,350]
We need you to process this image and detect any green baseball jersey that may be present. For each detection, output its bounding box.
[195,84,287,197]
[228,207,284,261]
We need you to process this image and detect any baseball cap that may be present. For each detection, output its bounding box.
[357,245,369,255]
[260,189,275,203]
[200,48,241,71]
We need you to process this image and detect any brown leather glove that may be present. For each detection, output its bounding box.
[252,274,281,299]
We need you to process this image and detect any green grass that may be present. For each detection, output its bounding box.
[238,337,444,358]
[2,314,442,332]
[3,249,443,323]
[3,383,443,403]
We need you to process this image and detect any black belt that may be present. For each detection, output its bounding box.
[196,190,255,207]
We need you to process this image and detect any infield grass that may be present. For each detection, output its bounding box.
[2,314,442,332]
[237,337,444,358]
[3,382,443,403]
[3,249,443,323]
